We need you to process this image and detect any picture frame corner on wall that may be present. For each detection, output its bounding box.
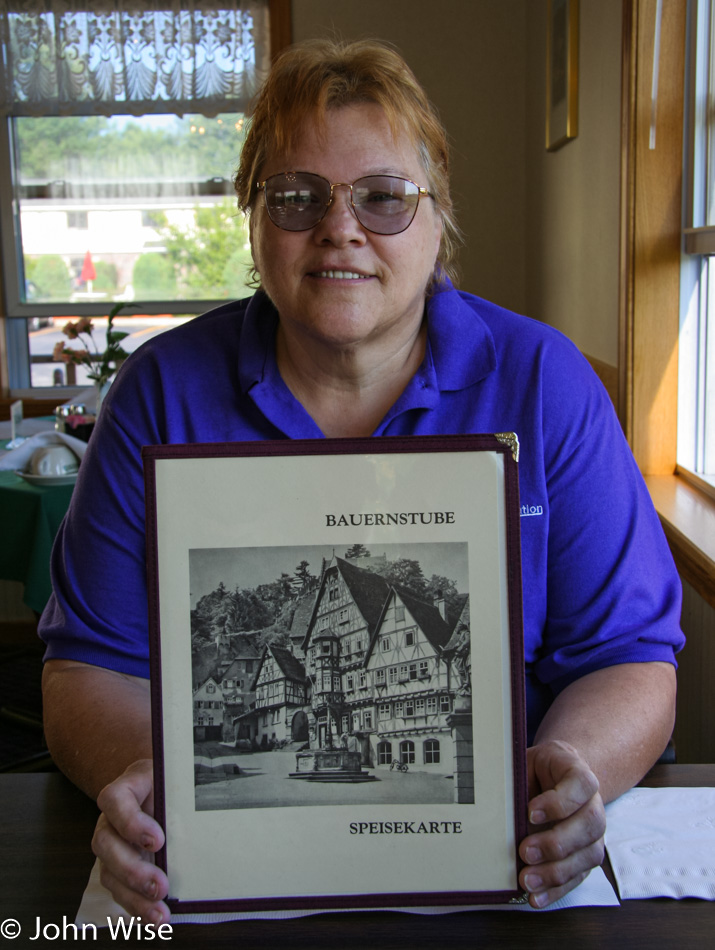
[546,0,580,152]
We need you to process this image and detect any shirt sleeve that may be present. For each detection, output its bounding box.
[532,337,684,695]
[39,376,155,678]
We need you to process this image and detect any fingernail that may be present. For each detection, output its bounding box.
[143,880,158,899]
[149,909,165,926]
[523,873,543,893]
[140,834,155,850]
[525,846,542,863]
[533,891,549,908]
[530,809,546,824]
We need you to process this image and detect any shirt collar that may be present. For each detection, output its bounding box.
[237,283,497,436]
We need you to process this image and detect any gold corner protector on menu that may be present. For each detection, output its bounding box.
[494,432,520,463]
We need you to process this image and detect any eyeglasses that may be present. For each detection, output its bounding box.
[256,171,434,235]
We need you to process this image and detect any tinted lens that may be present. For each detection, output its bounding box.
[352,176,421,234]
[263,172,329,231]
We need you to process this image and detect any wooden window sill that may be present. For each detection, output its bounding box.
[644,474,715,609]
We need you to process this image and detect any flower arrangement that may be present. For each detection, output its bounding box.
[53,303,130,393]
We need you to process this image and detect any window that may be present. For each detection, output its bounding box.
[404,699,415,717]
[405,629,414,646]
[379,702,391,720]
[358,670,367,689]
[342,715,349,733]
[394,701,403,718]
[346,674,354,692]
[395,605,406,622]
[439,695,451,713]
[408,662,418,680]
[399,664,409,682]
[377,740,392,765]
[424,739,440,764]
[680,0,715,490]
[427,696,437,714]
[339,608,350,624]
[363,710,373,729]
[400,740,415,765]
[415,698,425,716]
[375,669,386,686]
[418,660,429,678]
[66,212,88,230]
[333,674,342,692]
[381,636,391,652]
[207,683,215,693]
[0,2,285,392]
[389,666,398,685]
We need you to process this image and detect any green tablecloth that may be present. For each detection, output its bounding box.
[0,469,74,613]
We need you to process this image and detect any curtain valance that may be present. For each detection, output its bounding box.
[0,1,270,116]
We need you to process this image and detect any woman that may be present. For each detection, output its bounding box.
[41,39,682,921]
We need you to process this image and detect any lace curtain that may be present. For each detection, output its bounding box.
[0,0,270,116]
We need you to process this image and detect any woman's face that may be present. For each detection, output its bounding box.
[250,103,442,355]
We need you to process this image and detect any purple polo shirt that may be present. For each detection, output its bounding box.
[39,285,684,738]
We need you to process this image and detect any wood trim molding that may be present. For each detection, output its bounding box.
[584,354,619,410]
[269,0,292,60]
[0,396,60,421]
[644,474,715,610]
[619,0,687,474]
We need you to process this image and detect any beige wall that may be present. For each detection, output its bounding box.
[291,0,528,313]
[524,0,622,366]
[292,0,623,366]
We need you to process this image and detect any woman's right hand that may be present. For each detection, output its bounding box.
[91,759,170,924]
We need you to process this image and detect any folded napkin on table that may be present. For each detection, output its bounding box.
[605,786,715,900]
[0,430,88,471]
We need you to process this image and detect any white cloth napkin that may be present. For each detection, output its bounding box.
[0,429,87,471]
[75,859,617,928]
[605,786,715,900]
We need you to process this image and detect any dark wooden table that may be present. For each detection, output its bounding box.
[1,764,712,949]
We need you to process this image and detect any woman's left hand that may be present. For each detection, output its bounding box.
[518,739,606,908]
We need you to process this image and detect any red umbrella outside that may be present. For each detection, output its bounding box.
[80,250,96,283]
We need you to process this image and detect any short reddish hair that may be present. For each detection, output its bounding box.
[234,38,461,285]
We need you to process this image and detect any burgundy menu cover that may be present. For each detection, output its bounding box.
[143,434,527,912]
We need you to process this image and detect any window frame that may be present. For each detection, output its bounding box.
[620,0,715,608]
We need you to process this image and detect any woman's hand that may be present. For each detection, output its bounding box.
[92,759,170,924]
[518,740,606,908]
